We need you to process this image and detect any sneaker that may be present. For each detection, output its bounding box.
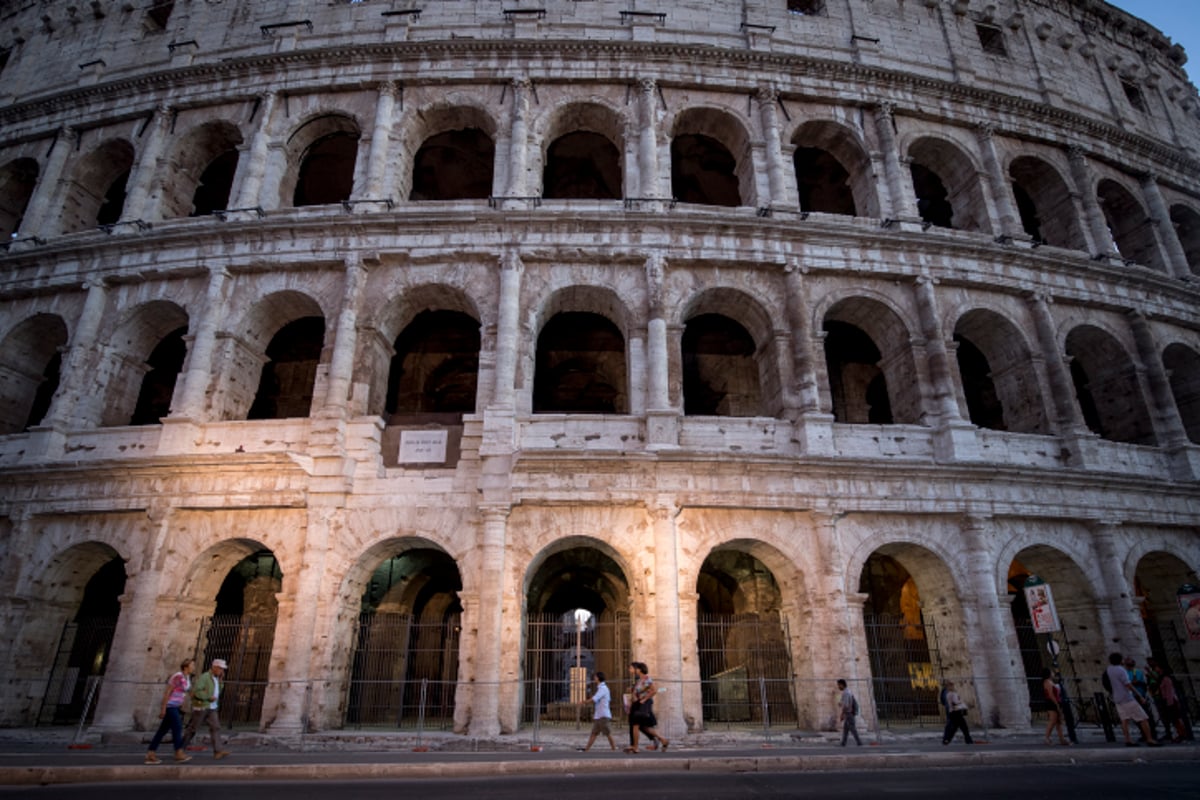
[144,753,161,765]
[173,753,192,763]
[214,750,231,760]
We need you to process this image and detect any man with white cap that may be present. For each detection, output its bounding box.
[182,657,231,759]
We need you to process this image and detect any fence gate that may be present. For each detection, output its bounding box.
[863,613,943,725]
[1013,616,1087,719]
[523,610,630,727]
[194,615,275,730]
[344,612,461,729]
[37,617,118,726]
[697,612,797,726]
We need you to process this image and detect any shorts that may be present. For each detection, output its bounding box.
[589,717,612,736]
[1115,699,1148,723]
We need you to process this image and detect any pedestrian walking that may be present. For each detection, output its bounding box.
[182,658,231,759]
[1041,668,1070,746]
[1105,652,1160,747]
[625,661,669,753]
[144,658,194,764]
[836,679,861,746]
[940,680,973,745]
[577,671,617,751]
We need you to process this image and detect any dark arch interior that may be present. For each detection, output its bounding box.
[410,128,495,201]
[682,313,760,416]
[795,147,856,216]
[910,163,953,229]
[191,150,239,217]
[671,133,741,207]
[294,132,358,207]
[248,316,326,420]
[823,320,892,424]
[129,326,188,426]
[954,334,1005,431]
[386,310,481,417]
[542,131,621,200]
[533,312,627,414]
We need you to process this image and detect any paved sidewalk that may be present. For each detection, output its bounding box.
[0,727,1195,786]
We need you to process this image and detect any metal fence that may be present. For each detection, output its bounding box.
[521,611,630,728]
[36,617,118,727]
[194,614,276,730]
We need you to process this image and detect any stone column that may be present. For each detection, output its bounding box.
[975,124,1020,239]
[18,126,75,238]
[360,82,398,201]
[42,279,109,429]
[782,261,821,414]
[491,251,523,410]
[873,102,919,220]
[757,86,792,209]
[321,254,368,415]
[230,91,278,211]
[651,503,686,736]
[471,507,509,736]
[120,105,171,224]
[959,514,1027,728]
[504,79,531,200]
[1138,173,1191,280]
[1089,521,1149,656]
[645,253,669,411]
[1067,146,1115,256]
[637,78,660,199]
[169,267,230,420]
[1126,312,1190,449]
[913,276,962,425]
[1025,293,1084,434]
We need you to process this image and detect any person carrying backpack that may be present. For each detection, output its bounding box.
[836,678,861,746]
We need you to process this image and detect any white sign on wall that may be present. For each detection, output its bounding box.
[398,430,448,464]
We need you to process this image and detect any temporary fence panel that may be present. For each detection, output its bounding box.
[522,610,630,727]
[697,612,797,727]
[1013,617,1090,722]
[344,612,460,729]
[1146,618,1199,719]
[194,614,275,730]
[36,617,117,726]
[862,613,943,727]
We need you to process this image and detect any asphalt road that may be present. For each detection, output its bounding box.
[2,763,1198,800]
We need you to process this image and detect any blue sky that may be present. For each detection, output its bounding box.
[1109,1,1198,82]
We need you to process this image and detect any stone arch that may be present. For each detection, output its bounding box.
[157,119,243,219]
[1064,324,1156,445]
[821,295,924,425]
[218,290,326,421]
[0,313,67,434]
[1132,548,1199,693]
[405,102,498,202]
[332,539,464,729]
[531,286,631,415]
[1097,178,1165,271]
[679,288,778,418]
[953,308,1050,434]
[281,114,362,208]
[670,106,754,208]
[856,540,975,724]
[60,139,135,234]
[385,309,481,417]
[1163,342,1200,444]
[0,157,38,239]
[908,136,991,234]
[791,120,878,218]
[1169,203,1200,275]
[96,300,189,427]
[1008,155,1087,250]
[537,101,625,200]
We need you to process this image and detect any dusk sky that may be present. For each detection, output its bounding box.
[1109,1,1197,82]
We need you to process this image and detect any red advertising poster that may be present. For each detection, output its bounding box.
[1025,582,1060,634]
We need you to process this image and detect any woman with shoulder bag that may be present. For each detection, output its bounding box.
[625,661,669,754]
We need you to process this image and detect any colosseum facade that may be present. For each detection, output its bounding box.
[0,0,1198,739]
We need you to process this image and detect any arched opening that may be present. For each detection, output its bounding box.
[190,150,240,217]
[523,543,631,729]
[1009,156,1087,250]
[37,550,127,725]
[1065,326,1156,446]
[859,545,972,726]
[1097,179,1165,270]
[697,548,796,726]
[533,312,627,414]
[97,301,190,428]
[344,548,463,729]
[542,132,621,200]
[128,326,188,426]
[0,157,38,239]
[410,128,495,201]
[953,309,1050,434]
[283,116,361,208]
[1163,343,1200,444]
[158,121,243,219]
[1169,204,1200,276]
[794,147,855,216]
[670,108,751,208]
[823,321,891,423]
[197,549,283,730]
[247,316,326,420]
[1007,547,1107,722]
[908,138,990,234]
[682,314,761,416]
[1133,551,1199,708]
[60,140,134,233]
[0,314,67,434]
[385,310,480,419]
[791,120,877,218]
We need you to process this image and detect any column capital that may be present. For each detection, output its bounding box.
[638,76,657,95]
[378,80,400,98]
[500,248,524,274]
[974,121,996,139]
[1067,144,1089,162]
[876,100,897,119]
[756,84,779,104]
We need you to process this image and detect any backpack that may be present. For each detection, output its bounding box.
[851,695,859,715]
[1101,669,1113,694]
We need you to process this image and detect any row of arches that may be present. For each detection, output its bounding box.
[27,526,1197,733]
[2,98,1198,274]
[4,282,1199,450]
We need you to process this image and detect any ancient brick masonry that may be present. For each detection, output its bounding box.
[0,0,1197,738]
